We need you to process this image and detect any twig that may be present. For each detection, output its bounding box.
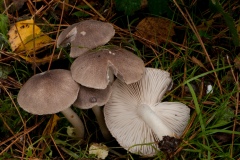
[48,0,65,70]
[55,0,95,17]
[50,134,65,160]
[82,0,106,21]
[0,119,44,155]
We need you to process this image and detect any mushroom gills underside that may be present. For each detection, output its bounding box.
[151,102,190,137]
[137,102,190,139]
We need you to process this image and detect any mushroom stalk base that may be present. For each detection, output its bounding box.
[137,104,174,140]
[92,106,112,140]
[61,107,85,139]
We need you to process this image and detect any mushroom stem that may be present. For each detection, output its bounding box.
[61,107,85,139]
[137,104,174,140]
[92,106,112,140]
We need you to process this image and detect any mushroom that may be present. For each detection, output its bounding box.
[17,69,85,139]
[70,45,145,140]
[73,85,113,140]
[70,46,145,89]
[104,67,190,156]
[57,20,115,58]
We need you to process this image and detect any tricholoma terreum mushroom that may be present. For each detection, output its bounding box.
[57,19,115,58]
[73,84,113,140]
[104,67,190,156]
[17,69,85,139]
[70,46,145,89]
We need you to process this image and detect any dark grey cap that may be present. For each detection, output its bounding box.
[57,20,115,58]
[17,69,80,115]
[70,46,145,89]
[73,85,112,109]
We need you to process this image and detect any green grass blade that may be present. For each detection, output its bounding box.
[187,82,205,133]
[184,65,231,85]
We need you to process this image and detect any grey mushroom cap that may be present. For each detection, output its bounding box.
[57,20,115,58]
[104,68,190,156]
[73,85,112,109]
[17,69,80,115]
[73,84,113,140]
[70,46,145,89]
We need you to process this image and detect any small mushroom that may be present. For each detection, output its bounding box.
[57,20,115,58]
[104,68,190,156]
[73,85,113,140]
[17,69,85,139]
[70,46,145,89]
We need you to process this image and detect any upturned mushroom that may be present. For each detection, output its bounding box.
[73,85,113,140]
[17,69,85,139]
[104,68,190,156]
[70,46,145,89]
[57,20,115,58]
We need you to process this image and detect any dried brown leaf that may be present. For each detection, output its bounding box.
[135,17,175,44]
[18,54,59,65]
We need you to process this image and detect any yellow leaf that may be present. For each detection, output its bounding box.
[19,54,60,65]
[8,19,40,51]
[8,19,52,54]
[42,114,60,135]
[16,34,52,53]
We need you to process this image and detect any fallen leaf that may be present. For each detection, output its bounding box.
[135,17,175,44]
[89,143,109,159]
[8,19,41,51]
[16,34,52,53]
[18,54,60,65]
[42,114,60,135]
[8,19,52,54]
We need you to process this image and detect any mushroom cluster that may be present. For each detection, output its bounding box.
[17,19,190,157]
[56,20,145,140]
[17,19,145,140]
[17,69,85,138]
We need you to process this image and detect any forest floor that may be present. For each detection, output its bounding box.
[0,0,240,159]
